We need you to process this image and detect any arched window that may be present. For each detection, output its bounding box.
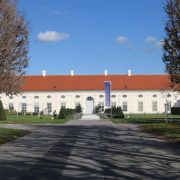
[47,95,51,99]
[86,96,93,101]
[99,95,104,98]
[122,95,127,98]
[34,96,39,99]
[75,95,80,98]
[138,94,143,98]
[61,95,65,98]
[22,96,26,99]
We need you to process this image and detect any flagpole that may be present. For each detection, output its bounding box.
[111,81,112,118]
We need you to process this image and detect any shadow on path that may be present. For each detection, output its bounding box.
[0,124,180,179]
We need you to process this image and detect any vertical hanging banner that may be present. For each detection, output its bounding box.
[104,81,111,107]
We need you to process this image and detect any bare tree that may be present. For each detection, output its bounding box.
[163,0,180,91]
[0,0,29,95]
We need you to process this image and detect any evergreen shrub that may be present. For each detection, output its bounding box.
[58,108,66,119]
[76,104,82,113]
[114,106,124,118]
[58,108,76,119]
[171,107,180,115]
[4,109,10,116]
[105,106,124,118]
[0,100,6,120]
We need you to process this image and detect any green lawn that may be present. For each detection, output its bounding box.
[110,114,180,124]
[141,123,180,142]
[0,115,73,124]
[0,128,29,145]
[109,114,180,143]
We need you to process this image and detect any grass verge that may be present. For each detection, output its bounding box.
[110,114,180,124]
[108,114,180,143]
[0,128,29,145]
[141,123,180,143]
[0,115,73,124]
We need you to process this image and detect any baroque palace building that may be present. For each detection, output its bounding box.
[0,70,179,115]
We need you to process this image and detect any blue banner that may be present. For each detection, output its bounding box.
[104,81,111,107]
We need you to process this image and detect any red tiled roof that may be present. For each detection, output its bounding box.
[22,75,172,91]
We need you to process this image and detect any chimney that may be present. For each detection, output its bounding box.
[104,70,108,76]
[71,70,74,76]
[42,69,46,77]
[128,69,131,76]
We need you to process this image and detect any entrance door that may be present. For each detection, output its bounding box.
[85,101,94,114]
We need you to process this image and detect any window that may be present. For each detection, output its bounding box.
[61,95,65,98]
[111,102,116,108]
[138,94,143,98]
[152,94,157,98]
[9,96,13,99]
[138,102,143,112]
[22,103,27,112]
[34,103,39,113]
[122,102,128,112]
[34,96,39,99]
[75,95,80,98]
[87,97,93,101]
[152,101,157,112]
[22,96,26,99]
[99,102,104,112]
[61,102,66,108]
[75,102,80,109]
[47,95,51,99]
[99,95,104,98]
[47,103,52,113]
[122,95,127,98]
[111,95,116,98]
[9,103,14,111]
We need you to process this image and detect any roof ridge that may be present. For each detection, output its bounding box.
[25,74,168,77]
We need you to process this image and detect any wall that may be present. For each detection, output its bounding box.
[0,90,179,114]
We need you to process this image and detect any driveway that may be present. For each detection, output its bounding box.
[0,121,180,180]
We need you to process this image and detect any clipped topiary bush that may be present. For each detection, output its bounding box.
[0,100,6,120]
[58,108,66,119]
[76,104,82,113]
[114,106,124,118]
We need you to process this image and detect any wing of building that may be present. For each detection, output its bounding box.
[1,70,179,114]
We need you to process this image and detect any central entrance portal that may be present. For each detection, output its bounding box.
[85,96,94,114]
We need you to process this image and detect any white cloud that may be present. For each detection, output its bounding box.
[42,6,69,15]
[145,37,156,43]
[155,40,165,47]
[145,47,155,53]
[141,47,155,53]
[43,6,60,15]
[115,36,128,43]
[37,31,70,42]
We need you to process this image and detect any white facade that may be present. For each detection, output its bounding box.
[1,90,179,114]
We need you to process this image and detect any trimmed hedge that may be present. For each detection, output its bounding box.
[58,108,76,119]
[105,106,124,118]
[171,107,180,115]
[0,100,6,120]
[4,109,10,116]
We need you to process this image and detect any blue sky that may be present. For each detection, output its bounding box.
[18,0,166,75]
